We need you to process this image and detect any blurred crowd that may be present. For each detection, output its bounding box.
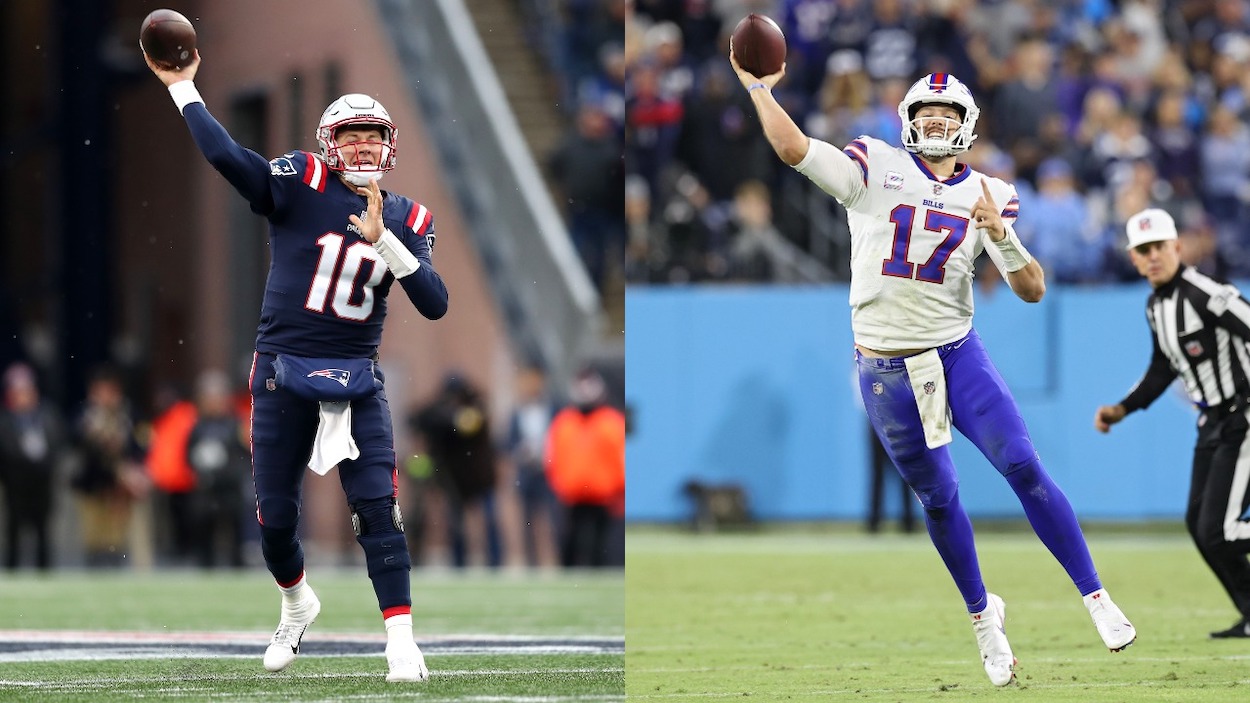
[534,0,629,296]
[625,0,1250,284]
[0,360,625,571]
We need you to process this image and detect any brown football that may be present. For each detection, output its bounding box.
[731,14,786,78]
[139,9,197,70]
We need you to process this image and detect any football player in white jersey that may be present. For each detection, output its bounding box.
[730,49,1136,686]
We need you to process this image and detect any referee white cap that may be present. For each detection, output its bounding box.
[1125,208,1178,250]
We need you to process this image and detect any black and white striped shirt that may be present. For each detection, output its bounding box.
[1121,266,1250,414]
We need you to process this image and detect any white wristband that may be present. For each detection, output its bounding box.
[991,223,1032,273]
[373,228,421,278]
[168,80,204,115]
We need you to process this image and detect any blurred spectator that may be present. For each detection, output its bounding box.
[1199,104,1250,275]
[578,42,628,131]
[849,77,908,147]
[0,363,65,569]
[564,0,630,100]
[1148,89,1202,201]
[720,179,821,281]
[806,50,873,148]
[676,61,773,204]
[860,0,918,82]
[184,370,250,568]
[658,172,720,282]
[1091,111,1154,196]
[627,61,685,200]
[144,382,198,564]
[545,366,625,567]
[992,38,1059,172]
[625,173,666,282]
[1188,0,1250,76]
[549,100,625,295]
[72,365,147,567]
[1021,158,1112,284]
[410,374,500,568]
[1178,210,1228,278]
[506,364,561,568]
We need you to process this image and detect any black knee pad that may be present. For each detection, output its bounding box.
[352,498,411,578]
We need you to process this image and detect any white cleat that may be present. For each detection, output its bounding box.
[971,593,1016,687]
[1084,588,1136,652]
[263,587,321,672]
[385,639,430,682]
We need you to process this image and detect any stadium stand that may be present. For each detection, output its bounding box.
[626,0,1250,286]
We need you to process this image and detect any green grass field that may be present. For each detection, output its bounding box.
[626,524,1250,702]
[0,568,623,702]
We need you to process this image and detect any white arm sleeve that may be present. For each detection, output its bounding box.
[167,80,204,115]
[792,138,867,205]
[373,228,421,278]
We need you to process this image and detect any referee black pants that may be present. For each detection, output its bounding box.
[1189,407,1250,620]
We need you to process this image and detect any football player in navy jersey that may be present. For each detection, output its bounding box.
[145,49,443,682]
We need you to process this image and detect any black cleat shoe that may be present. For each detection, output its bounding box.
[1210,619,1250,639]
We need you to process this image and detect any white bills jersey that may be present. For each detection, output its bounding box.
[795,135,1020,351]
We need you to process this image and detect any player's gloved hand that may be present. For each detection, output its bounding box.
[729,40,785,92]
[349,178,385,243]
[144,48,201,86]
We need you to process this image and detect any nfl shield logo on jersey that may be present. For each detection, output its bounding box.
[924,381,936,395]
[308,368,352,388]
[1185,340,1203,357]
[933,184,944,196]
[872,382,884,395]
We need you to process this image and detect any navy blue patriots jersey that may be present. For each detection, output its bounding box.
[182,103,448,358]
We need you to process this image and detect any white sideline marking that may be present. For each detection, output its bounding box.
[0,630,623,663]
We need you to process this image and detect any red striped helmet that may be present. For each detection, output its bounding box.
[898,73,979,158]
[316,94,398,184]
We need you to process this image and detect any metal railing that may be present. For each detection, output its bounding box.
[375,0,605,386]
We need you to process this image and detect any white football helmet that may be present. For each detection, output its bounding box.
[897,73,979,158]
[316,94,398,185]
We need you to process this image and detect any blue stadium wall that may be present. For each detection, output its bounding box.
[626,284,1199,523]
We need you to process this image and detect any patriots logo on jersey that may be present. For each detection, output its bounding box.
[269,157,299,177]
[307,368,352,388]
[346,210,366,236]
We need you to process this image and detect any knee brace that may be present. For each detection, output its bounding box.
[352,497,411,578]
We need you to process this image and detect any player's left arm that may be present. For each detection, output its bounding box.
[350,180,448,320]
[975,178,1044,303]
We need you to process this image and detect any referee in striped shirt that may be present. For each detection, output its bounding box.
[1095,208,1250,639]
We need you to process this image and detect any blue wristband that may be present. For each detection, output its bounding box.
[747,82,769,92]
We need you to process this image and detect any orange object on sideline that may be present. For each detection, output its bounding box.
[145,400,199,493]
[544,406,626,511]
